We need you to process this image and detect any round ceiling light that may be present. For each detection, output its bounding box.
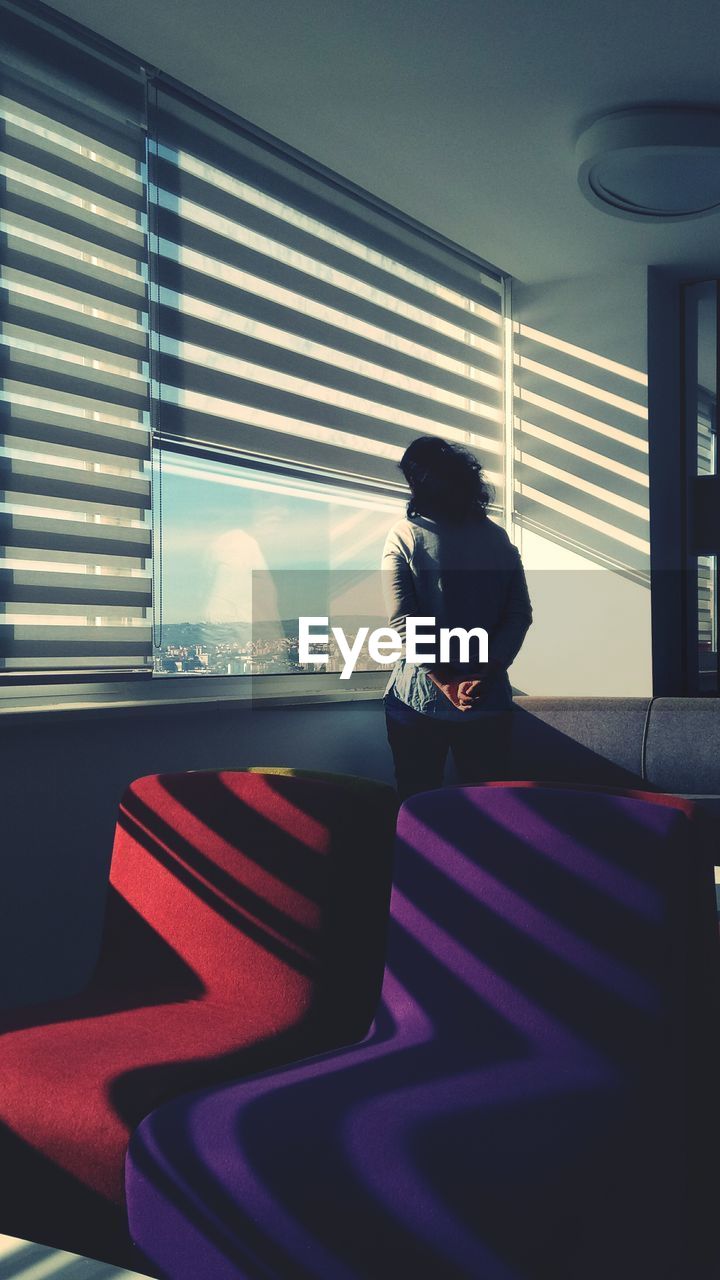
[576,107,720,221]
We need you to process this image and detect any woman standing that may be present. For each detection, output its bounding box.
[383,435,532,800]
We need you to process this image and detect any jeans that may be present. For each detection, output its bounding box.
[385,700,513,802]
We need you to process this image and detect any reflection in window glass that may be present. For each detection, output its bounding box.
[698,554,718,692]
[685,282,719,692]
[694,285,717,477]
[153,451,404,675]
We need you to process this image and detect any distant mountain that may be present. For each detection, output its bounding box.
[158,622,251,647]
[159,615,388,648]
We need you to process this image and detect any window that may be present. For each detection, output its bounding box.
[148,84,507,679]
[153,449,404,676]
[0,0,508,689]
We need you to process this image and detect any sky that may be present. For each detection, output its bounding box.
[159,453,403,623]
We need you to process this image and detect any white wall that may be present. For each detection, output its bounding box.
[510,267,652,696]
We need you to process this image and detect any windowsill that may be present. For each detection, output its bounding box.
[0,670,390,721]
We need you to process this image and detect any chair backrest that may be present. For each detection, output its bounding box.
[386,784,719,1271]
[389,784,704,1060]
[110,770,395,1036]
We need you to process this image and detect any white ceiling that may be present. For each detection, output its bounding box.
[45,0,720,284]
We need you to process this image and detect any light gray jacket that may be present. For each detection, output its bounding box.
[381,513,532,719]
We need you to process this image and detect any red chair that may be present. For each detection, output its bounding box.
[0,769,396,1268]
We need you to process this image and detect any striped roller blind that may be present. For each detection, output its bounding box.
[0,3,151,675]
[149,82,507,499]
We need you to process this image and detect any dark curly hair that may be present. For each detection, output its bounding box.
[399,436,493,523]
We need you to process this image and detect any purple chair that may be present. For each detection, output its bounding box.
[126,786,719,1279]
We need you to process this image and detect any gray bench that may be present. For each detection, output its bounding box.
[513,697,720,808]
[513,698,720,900]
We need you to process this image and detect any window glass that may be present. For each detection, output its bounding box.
[698,554,718,692]
[153,450,404,675]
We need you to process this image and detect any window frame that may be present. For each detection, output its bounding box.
[0,665,390,718]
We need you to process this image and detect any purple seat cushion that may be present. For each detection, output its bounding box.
[127,787,717,1279]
